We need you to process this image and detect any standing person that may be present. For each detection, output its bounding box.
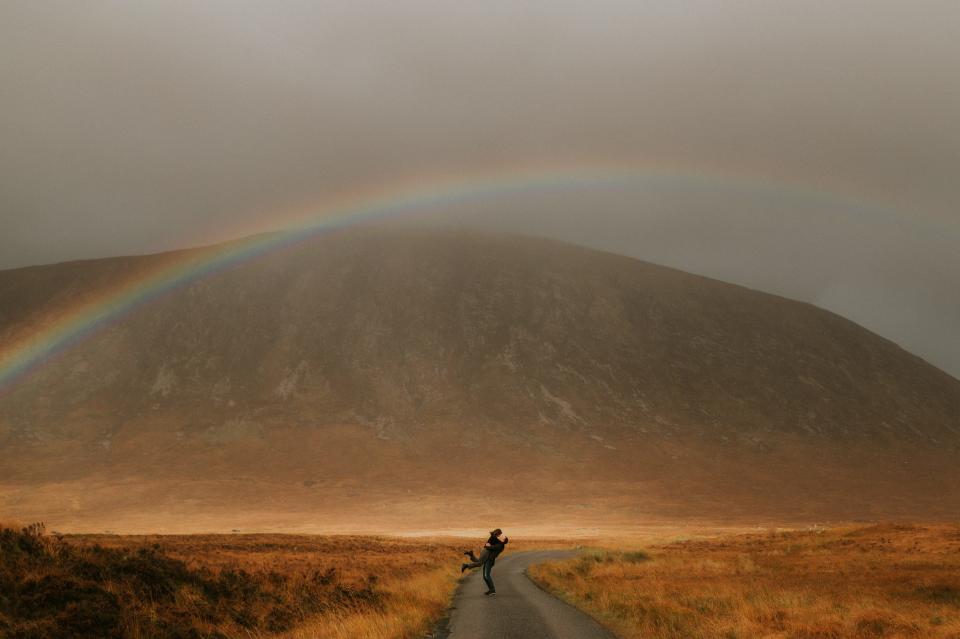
[461,528,509,595]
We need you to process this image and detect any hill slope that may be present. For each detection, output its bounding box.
[1,228,958,532]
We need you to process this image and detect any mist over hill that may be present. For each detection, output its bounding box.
[1,227,958,532]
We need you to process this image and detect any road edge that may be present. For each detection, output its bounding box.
[424,574,467,639]
[523,551,622,639]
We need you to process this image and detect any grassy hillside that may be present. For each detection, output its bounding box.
[1,227,958,530]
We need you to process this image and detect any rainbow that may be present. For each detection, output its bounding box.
[0,161,945,393]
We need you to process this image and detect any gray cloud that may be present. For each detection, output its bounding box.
[1,1,958,376]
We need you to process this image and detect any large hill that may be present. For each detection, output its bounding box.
[1,228,958,533]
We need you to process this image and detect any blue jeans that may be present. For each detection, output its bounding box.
[482,557,496,592]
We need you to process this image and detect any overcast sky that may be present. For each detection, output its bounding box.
[1,1,958,377]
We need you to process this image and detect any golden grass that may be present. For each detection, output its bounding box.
[1,524,467,638]
[88,533,469,639]
[529,523,960,639]
[282,567,456,639]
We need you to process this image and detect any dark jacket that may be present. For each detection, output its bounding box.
[484,535,508,561]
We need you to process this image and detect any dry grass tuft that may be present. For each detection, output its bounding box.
[529,523,960,639]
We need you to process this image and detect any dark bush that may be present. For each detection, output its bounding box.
[265,604,297,632]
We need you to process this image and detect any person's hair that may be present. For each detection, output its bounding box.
[490,528,502,536]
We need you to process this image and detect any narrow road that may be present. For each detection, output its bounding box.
[443,550,617,639]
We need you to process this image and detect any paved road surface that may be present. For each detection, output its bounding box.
[444,550,617,639]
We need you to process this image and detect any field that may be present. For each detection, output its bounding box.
[7,521,960,638]
[0,522,582,639]
[0,523,469,639]
[530,523,960,638]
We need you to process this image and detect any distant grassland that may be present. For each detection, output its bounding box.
[529,523,960,638]
[0,523,466,639]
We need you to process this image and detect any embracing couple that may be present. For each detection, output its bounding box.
[461,528,509,596]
